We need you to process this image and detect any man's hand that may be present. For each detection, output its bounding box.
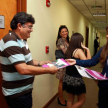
[65,59,76,65]
[40,61,51,65]
[48,66,59,74]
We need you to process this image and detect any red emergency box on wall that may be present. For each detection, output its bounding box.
[45,46,49,53]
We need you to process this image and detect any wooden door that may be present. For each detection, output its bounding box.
[0,1,17,107]
[0,0,26,108]
[85,26,89,56]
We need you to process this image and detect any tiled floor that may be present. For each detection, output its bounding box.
[48,63,101,108]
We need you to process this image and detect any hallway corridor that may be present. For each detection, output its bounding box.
[48,63,102,108]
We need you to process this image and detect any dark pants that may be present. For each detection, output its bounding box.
[94,47,98,55]
[5,92,32,108]
[98,88,108,108]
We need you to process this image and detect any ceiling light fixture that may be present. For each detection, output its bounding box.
[93,13,106,16]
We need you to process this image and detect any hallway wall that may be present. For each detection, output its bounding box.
[27,0,103,108]
[100,35,106,48]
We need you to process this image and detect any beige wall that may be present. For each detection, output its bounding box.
[27,0,103,108]
[100,35,106,48]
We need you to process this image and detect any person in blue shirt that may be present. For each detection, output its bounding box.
[66,32,108,108]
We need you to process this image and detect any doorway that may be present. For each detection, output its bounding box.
[85,26,89,56]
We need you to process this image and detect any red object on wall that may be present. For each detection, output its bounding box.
[45,46,49,53]
[46,0,50,7]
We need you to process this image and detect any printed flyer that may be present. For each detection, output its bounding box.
[75,65,108,80]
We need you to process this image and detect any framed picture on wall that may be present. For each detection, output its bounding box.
[0,15,5,29]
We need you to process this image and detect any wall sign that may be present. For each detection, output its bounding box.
[0,15,5,29]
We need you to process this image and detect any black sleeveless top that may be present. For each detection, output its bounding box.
[66,49,82,77]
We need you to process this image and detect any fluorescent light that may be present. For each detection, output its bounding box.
[93,13,106,16]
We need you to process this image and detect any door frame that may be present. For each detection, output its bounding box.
[17,0,27,12]
[85,26,89,56]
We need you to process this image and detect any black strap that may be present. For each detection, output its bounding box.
[72,49,78,57]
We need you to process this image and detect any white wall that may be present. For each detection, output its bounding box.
[27,0,103,108]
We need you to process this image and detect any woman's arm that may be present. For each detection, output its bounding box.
[76,48,102,66]
[67,46,103,67]
[81,43,91,59]
[74,43,91,60]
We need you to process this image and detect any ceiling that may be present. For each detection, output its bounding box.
[68,0,108,35]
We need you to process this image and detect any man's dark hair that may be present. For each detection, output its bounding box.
[96,37,99,39]
[10,12,35,30]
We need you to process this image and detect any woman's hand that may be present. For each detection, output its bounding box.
[81,42,89,50]
[65,59,76,65]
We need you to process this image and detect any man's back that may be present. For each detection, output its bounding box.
[94,39,99,48]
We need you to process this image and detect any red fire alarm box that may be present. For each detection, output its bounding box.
[46,0,50,7]
[45,46,49,53]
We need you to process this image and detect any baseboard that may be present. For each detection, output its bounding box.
[43,92,58,108]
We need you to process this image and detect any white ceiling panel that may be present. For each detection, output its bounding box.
[90,21,97,23]
[76,5,88,11]
[106,0,108,5]
[80,10,91,14]
[83,14,93,18]
[69,1,85,6]
[94,16,106,21]
[97,23,106,26]
[90,10,106,13]
[87,18,95,21]
[84,0,105,5]
[106,5,108,9]
[94,24,103,27]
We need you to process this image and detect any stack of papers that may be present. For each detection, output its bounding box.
[42,59,108,80]
[75,65,108,80]
[42,58,70,69]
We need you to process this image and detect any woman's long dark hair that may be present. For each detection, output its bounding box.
[65,33,84,59]
[100,40,108,67]
[56,25,69,46]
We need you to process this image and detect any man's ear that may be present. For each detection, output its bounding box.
[17,23,22,30]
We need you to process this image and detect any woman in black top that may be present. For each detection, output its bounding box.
[63,33,91,108]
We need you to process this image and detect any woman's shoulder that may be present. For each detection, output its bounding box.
[58,38,66,42]
[73,48,84,57]
[57,38,66,45]
[75,48,83,52]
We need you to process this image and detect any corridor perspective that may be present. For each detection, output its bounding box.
[48,63,101,108]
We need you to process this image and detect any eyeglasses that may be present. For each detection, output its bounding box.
[22,24,33,29]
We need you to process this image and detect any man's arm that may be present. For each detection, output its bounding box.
[15,63,58,75]
[33,60,51,66]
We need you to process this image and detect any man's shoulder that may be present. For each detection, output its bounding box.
[94,39,97,41]
[2,32,17,43]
